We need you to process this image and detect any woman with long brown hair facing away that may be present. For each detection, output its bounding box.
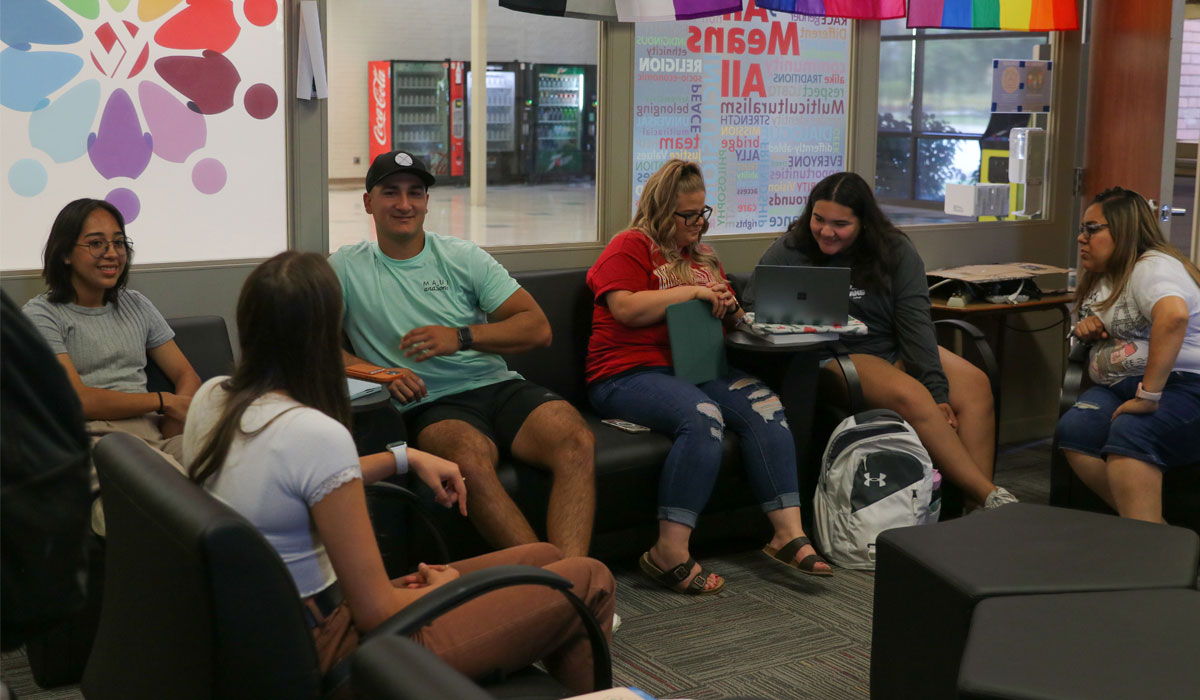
[182,251,613,690]
[1057,187,1200,522]
[586,159,832,596]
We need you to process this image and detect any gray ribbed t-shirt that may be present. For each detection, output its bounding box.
[22,289,174,395]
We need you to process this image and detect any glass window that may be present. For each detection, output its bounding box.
[877,29,1049,225]
[327,1,599,252]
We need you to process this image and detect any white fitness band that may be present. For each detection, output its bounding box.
[386,440,410,476]
[1135,383,1163,402]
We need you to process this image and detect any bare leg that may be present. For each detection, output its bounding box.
[1063,449,1117,509]
[1107,455,1165,523]
[938,348,996,482]
[647,520,722,592]
[509,401,596,558]
[416,420,539,549]
[764,506,831,574]
[822,354,997,503]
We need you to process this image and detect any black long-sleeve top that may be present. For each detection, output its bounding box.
[744,233,950,404]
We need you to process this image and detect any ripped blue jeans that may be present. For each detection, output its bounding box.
[588,367,801,527]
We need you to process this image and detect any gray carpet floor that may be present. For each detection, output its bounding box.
[0,439,1054,700]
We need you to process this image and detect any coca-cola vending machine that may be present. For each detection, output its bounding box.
[367,60,466,183]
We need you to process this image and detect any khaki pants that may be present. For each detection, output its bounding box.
[312,542,615,695]
[88,416,186,537]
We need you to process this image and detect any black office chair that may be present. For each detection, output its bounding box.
[84,432,611,699]
[145,315,235,393]
[1050,342,1200,532]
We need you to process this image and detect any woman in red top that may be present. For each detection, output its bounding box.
[586,160,831,595]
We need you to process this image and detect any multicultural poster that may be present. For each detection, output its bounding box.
[632,0,850,235]
[1,0,287,271]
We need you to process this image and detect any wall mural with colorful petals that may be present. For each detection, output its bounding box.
[1,0,286,271]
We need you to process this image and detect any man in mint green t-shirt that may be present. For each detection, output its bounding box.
[330,151,595,557]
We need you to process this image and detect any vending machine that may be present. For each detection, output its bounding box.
[466,62,526,183]
[526,63,597,182]
[366,60,467,183]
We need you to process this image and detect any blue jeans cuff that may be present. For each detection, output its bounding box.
[658,506,700,528]
[760,492,802,513]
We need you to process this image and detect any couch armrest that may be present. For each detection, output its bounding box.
[1060,341,1091,417]
[363,565,612,691]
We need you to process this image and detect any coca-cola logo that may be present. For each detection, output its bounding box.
[371,67,388,146]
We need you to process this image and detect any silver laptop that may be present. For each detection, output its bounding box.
[753,265,851,326]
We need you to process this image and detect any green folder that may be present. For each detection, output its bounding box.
[666,299,728,385]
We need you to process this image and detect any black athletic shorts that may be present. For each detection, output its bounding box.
[404,379,565,454]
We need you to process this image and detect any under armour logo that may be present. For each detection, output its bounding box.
[863,473,887,487]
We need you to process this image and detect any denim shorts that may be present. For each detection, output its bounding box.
[1055,371,1200,471]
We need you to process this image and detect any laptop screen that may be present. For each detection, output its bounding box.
[753,265,851,326]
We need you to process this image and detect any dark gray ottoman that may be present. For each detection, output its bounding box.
[869,503,1199,700]
[958,589,1200,699]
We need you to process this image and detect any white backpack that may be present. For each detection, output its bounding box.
[813,409,938,570]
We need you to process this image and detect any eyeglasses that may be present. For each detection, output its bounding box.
[76,238,131,258]
[1078,223,1109,241]
[674,205,713,227]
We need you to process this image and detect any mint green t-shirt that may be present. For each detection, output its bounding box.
[329,234,522,410]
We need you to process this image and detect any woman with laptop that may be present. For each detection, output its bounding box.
[586,159,832,595]
[1056,187,1200,522]
[746,172,1017,511]
[182,251,614,690]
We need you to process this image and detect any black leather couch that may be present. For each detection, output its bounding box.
[402,268,775,562]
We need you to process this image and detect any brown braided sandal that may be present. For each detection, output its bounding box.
[761,536,834,577]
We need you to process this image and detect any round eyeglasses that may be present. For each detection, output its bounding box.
[1077,223,1109,241]
[76,238,131,258]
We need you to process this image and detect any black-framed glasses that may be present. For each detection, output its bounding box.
[76,238,131,258]
[674,205,713,227]
[1078,223,1109,241]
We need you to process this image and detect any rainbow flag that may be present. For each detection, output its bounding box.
[755,1,905,20]
[500,0,741,20]
[907,0,1078,30]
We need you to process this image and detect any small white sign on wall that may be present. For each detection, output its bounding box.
[991,59,1053,114]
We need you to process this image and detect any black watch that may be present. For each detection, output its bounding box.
[456,326,474,351]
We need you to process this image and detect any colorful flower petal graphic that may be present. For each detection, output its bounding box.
[108,0,132,10]
[0,0,84,49]
[243,0,276,27]
[0,48,83,111]
[138,0,183,21]
[87,88,153,179]
[154,0,240,53]
[106,187,141,223]
[59,0,101,20]
[243,83,276,119]
[139,80,205,162]
[30,78,101,163]
[191,157,226,194]
[9,159,48,197]
[155,49,240,114]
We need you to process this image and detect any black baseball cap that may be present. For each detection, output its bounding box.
[365,150,436,191]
